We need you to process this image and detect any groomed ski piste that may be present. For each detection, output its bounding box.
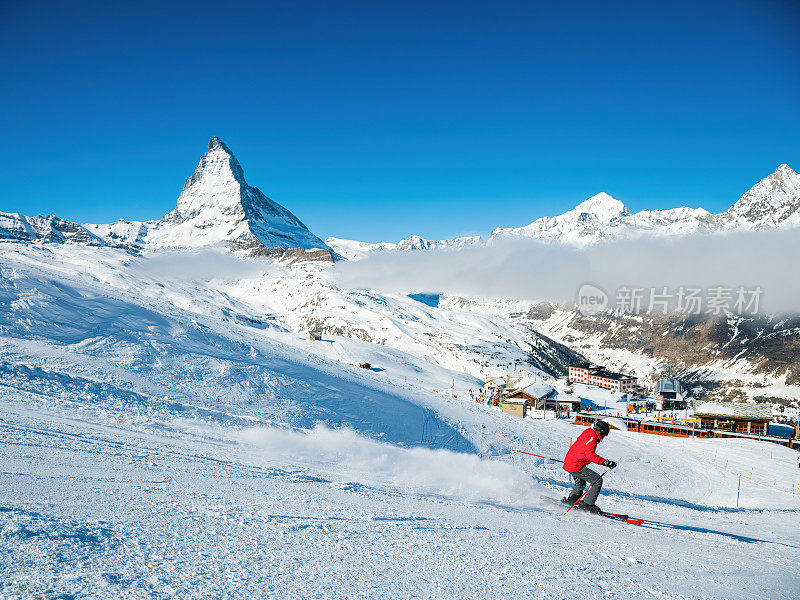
[1,243,799,599]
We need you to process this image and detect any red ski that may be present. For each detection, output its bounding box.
[557,497,644,525]
[600,511,644,526]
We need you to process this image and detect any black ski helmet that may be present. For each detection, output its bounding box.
[593,420,610,438]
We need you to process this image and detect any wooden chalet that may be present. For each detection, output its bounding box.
[693,401,772,435]
[500,382,558,419]
[499,394,527,418]
[483,377,507,393]
[575,410,799,451]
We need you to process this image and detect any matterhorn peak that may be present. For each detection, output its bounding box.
[173,137,247,210]
[773,163,796,178]
[156,137,330,256]
[207,136,230,152]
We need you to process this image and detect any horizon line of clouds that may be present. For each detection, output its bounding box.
[331,229,800,315]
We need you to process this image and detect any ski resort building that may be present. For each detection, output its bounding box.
[568,362,637,393]
[502,384,557,408]
[693,401,772,435]
[499,377,557,418]
[574,412,799,450]
[655,377,683,399]
[655,377,687,410]
[499,395,527,419]
[483,377,507,393]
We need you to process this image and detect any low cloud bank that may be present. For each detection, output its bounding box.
[333,229,800,314]
[131,248,279,282]
[241,425,545,508]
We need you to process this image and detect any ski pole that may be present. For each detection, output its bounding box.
[564,466,612,516]
[514,450,563,463]
[736,474,741,508]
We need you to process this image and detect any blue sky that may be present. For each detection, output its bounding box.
[1,0,798,242]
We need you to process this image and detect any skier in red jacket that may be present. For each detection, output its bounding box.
[562,420,616,514]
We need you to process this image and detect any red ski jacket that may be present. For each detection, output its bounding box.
[563,427,606,473]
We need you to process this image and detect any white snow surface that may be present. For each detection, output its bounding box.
[1,242,799,599]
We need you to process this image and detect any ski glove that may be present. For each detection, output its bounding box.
[603,460,617,468]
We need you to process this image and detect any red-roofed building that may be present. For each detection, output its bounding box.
[568,362,637,393]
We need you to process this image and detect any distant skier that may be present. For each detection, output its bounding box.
[562,420,616,514]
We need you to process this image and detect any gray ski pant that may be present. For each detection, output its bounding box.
[569,466,603,505]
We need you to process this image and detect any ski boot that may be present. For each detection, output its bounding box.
[561,493,581,505]
[578,501,602,514]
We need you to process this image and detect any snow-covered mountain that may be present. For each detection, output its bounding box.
[492,194,721,245]
[148,137,330,255]
[525,302,800,407]
[0,212,110,246]
[329,164,799,255]
[492,164,799,246]
[2,137,334,261]
[5,148,796,260]
[719,163,800,229]
[492,192,633,245]
[325,237,398,261]
[327,234,482,260]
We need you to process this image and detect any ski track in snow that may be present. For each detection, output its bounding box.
[1,243,799,599]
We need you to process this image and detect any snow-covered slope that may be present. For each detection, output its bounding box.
[1,241,799,599]
[0,244,476,450]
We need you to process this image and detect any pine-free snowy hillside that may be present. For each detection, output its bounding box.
[1,240,799,599]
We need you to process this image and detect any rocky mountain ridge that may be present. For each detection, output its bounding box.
[524,302,800,407]
[1,137,334,262]
[494,163,800,244]
[327,163,799,255]
[4,144,797,261]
